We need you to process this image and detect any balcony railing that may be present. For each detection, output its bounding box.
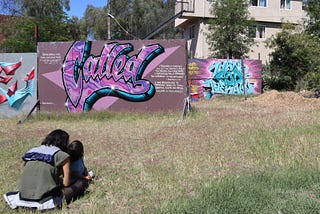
[176,0,195,13]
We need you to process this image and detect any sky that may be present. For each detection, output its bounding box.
[67,0,168,18]
[66,0,107,18]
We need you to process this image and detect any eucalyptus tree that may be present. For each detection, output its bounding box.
[139,0,178,39]
[0,0,70,17]
[81,4,108,40]
[84,0,175,40]
[0,0,180,52]
[105,0,133,40]
[0,0,81,52]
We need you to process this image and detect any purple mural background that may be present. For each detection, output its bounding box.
[38,40,187,113]
[188,59,262,99]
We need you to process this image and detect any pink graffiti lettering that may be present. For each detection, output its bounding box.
[63,41,164,112]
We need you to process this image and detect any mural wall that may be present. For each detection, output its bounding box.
[0,45,263,118]
[188,59,262,99]
[38,40,187,112]
[0,53,37,118]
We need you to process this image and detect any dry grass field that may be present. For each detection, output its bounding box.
[1,90,320,213]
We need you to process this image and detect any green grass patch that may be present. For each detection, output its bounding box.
[157,167,320,213]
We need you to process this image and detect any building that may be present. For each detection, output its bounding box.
[175,0,307,64]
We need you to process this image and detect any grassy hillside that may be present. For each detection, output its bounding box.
[1,91,320,213]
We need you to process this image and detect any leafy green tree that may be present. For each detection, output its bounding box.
[263,0,320,91]
[160,0,179,39]
[303,0,320,39]
[140,0,178,39]
[98,0,179,40]
[0,0,70,17]
[81,4,108,40]
[0,0,180,52]
[0,0,82,52]
[0,17,35,52]
[265,23,320,91]
[106,0,133,40]
[66,16,83,41]
[131,0,147,38]
[21,0,70,18]
[206,0,255,59]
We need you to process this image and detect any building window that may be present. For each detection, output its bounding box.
[188,25,195,39]
[256,26,265,38]
[251,0,267,7]
[280,0,291,9]
[251,25,266,38]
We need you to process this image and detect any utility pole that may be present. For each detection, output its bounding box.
[107,0,111,40]
[34,24,38,44]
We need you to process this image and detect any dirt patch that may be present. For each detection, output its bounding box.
[246,90,320,111]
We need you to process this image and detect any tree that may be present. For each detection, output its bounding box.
[81,4,108,40]
[0,17,36,52]
[0,0,70,18]
[0,0,80,52]
[0,0,180,52]
[263,0,320,91]
[265,23,320,91]
[106,0,134,40]
[99,0,179,40]
[21,0,70,18]
[206,0,255,59]
[303,0,320,39]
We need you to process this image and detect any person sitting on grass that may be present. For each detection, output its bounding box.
[63,140,94,204]
[3,129,71,210]
[3,130,94,211]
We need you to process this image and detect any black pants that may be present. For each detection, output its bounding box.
[63,179,89,204]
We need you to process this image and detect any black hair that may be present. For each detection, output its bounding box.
[41,129,69,152]
[67,140,84,162]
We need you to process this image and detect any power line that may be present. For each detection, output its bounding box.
[107,13,140,40]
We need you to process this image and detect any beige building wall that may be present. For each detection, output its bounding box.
[175,0,307,64]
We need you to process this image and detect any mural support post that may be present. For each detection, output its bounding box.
[241,58,247,100]
[180,39,191,122]
[180,97,191,122]
[17,99,40,124]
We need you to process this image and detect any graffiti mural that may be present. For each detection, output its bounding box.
[188,59,262,99]
[63,41,164,112]
[38,40,187,112]
[0,53,37,118]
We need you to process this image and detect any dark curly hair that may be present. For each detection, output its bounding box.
[41,129,69,152]
[67,140,84,162]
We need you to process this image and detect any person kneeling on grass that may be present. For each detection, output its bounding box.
[3,129,93,211]
[63,140,94,204]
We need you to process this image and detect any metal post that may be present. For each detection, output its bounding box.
[107,0,111,40]
[241,58,247,100]
[34,24,38,44]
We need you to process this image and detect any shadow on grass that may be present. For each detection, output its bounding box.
[154,167,320,213]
